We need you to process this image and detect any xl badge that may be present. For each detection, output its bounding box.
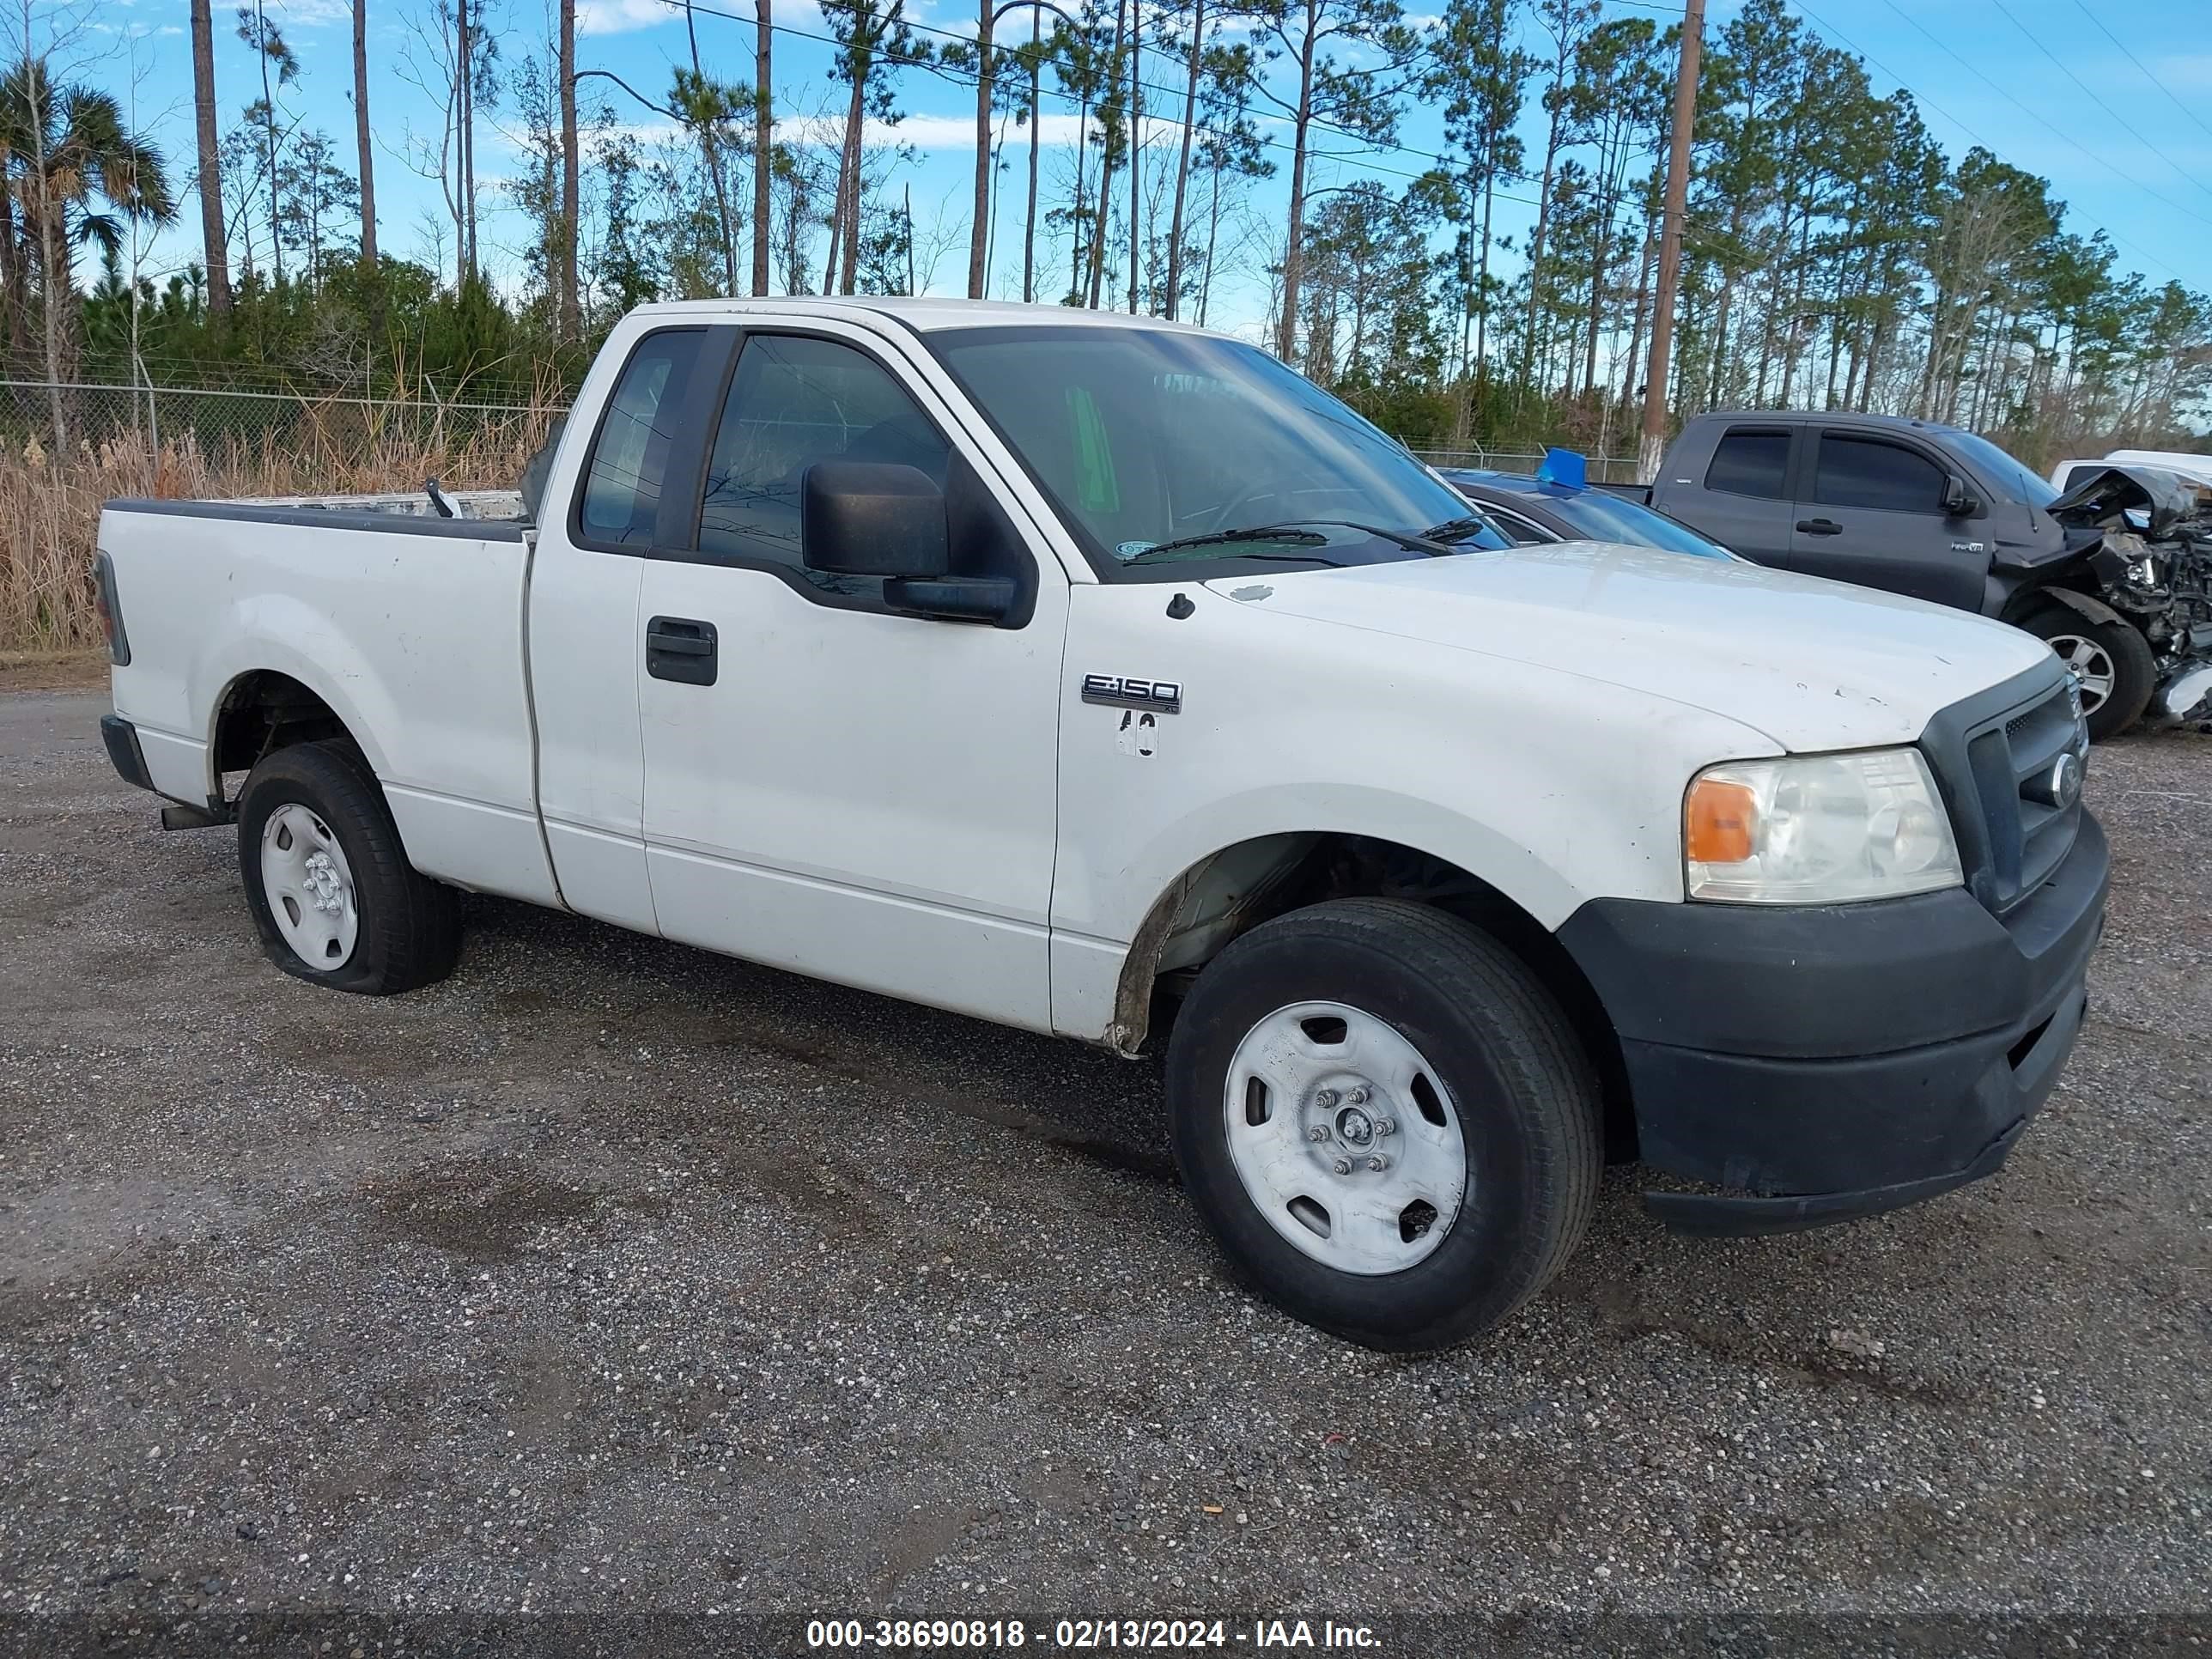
[1082,673,1182,714]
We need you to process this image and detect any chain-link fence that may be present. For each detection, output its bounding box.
[0,380,558,468]
[1407,447,1643,484]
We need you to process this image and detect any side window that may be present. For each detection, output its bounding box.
[1489,507,1554,546]
[696,333,951,589]
[1814,434,1944,514]
[576,329,704,548]
[1706,428,1790,500]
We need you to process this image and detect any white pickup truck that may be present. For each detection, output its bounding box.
[96,299,2107,1350]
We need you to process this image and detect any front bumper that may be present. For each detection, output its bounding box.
[1557,811,2109,1235]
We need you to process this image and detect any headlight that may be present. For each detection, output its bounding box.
[1684,748,1962,903]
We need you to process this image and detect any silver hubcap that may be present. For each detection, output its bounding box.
[260,803,360,969]
[1221,1000,1468,1275]
[2047,633,2114,712]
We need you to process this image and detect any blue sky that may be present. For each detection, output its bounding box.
[37,0,2212,343]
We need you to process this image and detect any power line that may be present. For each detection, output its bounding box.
[1983,0,2212,214]
[2060,0,2212,154]
[1859,0,2212,239]
[1783,0,2190,283]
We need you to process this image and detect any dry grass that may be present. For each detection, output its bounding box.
[0,410,551,654]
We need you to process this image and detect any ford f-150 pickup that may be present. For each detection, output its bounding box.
[94,299,2108,1351]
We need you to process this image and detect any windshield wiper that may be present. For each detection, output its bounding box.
[1417,514,1497,548]
[1126,523,1334,562]
[1129,519,1453,564]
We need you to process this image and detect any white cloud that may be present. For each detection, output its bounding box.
[270,0,352,25]
[577,0,678,36]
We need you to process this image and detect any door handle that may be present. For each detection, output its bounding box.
[1796,518,1843,536]
[646,616,718,686]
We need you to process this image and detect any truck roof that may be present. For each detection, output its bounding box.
[1692,407,1973,438]
[623,295,1219,337]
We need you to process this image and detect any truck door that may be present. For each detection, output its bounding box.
[1668,423,1797,567]
[1789,428,1985,611]
[635,321,1066,1030]
[529,323,732,933]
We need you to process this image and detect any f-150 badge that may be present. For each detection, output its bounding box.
[1082,673,1182,714]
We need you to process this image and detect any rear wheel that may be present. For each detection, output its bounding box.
[1165,898,1603,1351]
[2018,599,2155,740]
[237,741,462,994]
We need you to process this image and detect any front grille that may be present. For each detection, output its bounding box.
[1951,676,2087,915]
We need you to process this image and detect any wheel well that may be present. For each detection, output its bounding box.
[1113,834,1637,1160]
[210,672,357,798]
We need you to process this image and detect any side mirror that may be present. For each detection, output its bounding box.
[801,461,950,579]
[1942,474,1981,518]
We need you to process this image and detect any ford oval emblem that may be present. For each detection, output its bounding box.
[2040,751,2083,810]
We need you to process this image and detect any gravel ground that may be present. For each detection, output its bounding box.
[2,689,2209,1656]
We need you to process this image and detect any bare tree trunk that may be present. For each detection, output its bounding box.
[1162,0,1201,319]
[1472,171,1496,413]
[969,0,994,297]
[558,0,578,330]
[354,0,380,280]
[191,0,233,313]
[1126,3,1141,312]
[1516,97,1565,393]
[1197,155,1222,327]
[1272,0,1317,361]
[0,199,25,358]
[22,51,68,453]
[455,0,472,279]
[830,72,866,295]
[1580,138,1620,401]
[1068,85,1090,301]
[1023,10,1041,303]
[1620,216,1654,414]
[1087,0,1127,307]
[753,0,773,295]
[252,0,284,285]
[686,2,740,294]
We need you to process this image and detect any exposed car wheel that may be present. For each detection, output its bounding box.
[237,741,462,994]
[2020,600,2155,740]
[1165,897,1603,1352]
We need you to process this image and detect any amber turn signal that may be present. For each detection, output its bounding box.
[1685,775,1758,865]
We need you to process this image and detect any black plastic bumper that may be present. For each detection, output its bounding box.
[1558,811,2108,1235]
[100,714,153,792]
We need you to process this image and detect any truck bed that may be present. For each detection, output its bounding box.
[227,488,527,521]
[99,494,556,910]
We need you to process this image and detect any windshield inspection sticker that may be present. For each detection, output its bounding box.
[1116,540,1157,559]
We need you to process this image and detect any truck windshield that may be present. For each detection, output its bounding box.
[926,325,1477,576]
[1542,492,1741,560]
[1943,429,2058,509]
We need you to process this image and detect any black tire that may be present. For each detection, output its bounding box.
[1165,897,1603,1352]
[236,740,462,994]
[2018,599,2155,740]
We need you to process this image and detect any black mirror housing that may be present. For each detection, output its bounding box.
[801,461,950,579]
[1942,473,1981,518]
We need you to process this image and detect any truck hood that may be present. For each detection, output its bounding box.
[1204,541,2051,751]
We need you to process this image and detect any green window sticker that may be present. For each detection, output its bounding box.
[1066,386,1120,514]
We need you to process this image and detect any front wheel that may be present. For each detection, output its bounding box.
[237,741,462,994]
[2019,599,2155,740]
[1165,898,1603,1352]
